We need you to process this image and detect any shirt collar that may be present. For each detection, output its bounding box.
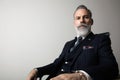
[76,31,91,40]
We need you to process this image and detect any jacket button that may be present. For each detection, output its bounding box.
[61,69,64,72]
[65,61,68,64]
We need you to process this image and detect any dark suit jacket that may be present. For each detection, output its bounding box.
[37,32,119,80]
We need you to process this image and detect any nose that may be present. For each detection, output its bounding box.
[80,17,85,23]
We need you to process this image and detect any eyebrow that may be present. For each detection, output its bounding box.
[75,14,90,17]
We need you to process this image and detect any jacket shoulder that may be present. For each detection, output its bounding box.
[95,32,111,44]
[95,32,110,36]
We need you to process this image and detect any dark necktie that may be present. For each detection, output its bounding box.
[70,37,82,52]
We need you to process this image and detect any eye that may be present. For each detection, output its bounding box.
[84,15,90,19]
[76,16,80,20]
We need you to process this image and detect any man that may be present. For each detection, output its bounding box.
[26,5,119,80]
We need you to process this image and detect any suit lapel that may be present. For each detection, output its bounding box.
[68,32,95,61]
[65,37,77,55]
[76,32,94,54]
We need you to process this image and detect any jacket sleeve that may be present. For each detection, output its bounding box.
[36,42,69,78]
[84,33,119,80]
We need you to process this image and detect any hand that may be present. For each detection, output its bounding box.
[50,73,87,80]
[26,69,38,80]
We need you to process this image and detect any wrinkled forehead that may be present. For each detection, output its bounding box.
[74,9,90,18]
[75,9,89,15]
[73,5,92,18]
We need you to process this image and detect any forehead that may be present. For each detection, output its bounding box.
[74,9,89,16]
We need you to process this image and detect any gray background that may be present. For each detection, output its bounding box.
[0,0,120,80]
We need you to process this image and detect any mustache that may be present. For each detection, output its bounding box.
[77,23,89,28]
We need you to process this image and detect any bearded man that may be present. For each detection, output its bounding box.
[26,5,119,80]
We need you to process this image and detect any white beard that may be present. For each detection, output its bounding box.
[75,23,91,37]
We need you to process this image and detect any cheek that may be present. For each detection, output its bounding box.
[74,20,80,26]
[85,19,92,25]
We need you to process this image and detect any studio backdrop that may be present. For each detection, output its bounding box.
[0,0,120,80]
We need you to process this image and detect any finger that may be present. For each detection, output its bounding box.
[50,78,54,80]
[50,77,61,80]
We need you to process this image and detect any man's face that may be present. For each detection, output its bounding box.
[74,9,93,37]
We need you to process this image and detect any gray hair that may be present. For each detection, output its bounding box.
[74,5,92,18]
